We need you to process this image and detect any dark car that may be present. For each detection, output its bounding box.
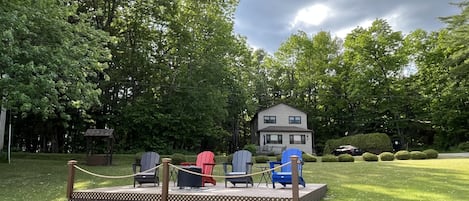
[332,145,363,156]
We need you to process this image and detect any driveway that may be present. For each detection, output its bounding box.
[438,152,469,158]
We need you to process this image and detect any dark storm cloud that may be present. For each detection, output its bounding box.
[234,0,462,53]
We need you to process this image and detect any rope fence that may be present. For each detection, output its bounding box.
[72,161,291,179]
[73,164,162,179]
[66,156,301,201]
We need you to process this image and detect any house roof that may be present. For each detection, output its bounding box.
[256,103,306,115]
[258,126,312,133]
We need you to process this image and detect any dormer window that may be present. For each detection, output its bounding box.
[289,116,301,124]
[264,116,276,124]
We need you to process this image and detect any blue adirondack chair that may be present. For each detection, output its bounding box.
[133,152,160,187]
[269,148,305,188]
[223,150,254,187]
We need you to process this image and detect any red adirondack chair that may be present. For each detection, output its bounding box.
[195,151,216,186]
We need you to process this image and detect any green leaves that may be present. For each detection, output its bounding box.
[0,1,110,119]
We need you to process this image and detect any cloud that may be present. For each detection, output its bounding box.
[234,0,460,53]
[290,4,332,29]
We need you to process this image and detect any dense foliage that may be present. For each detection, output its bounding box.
[254,155,269,163]
[321,154,339,162]
[410,151,427,160]
[362,152,379,162]
[1,1,469,154]
[302,153,317,162]
[423,149,439,159]
[379,152,395,161]
[395,150,411,160]
[338,154,355,162]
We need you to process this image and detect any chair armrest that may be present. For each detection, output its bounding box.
[154,163,160,174]
[180,162,196,166]
[246,162,254,173]
[269,161,281,172]
[132,163,140,174]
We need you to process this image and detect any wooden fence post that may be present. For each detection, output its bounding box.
[161,158,171,201]
[66,160,77,199]
[291,155,299,201]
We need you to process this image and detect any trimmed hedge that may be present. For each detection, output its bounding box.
[243,144,257,155]
[170,153,187,165]
[276,154,282,162]
[410,151,427,160]
[302,153,317,162]
[362,152,378,161]
[321,154,339,162]
[423,149,439,159]
[324,133,392,154]
[255,155,270,163]
[379,152,395,161]
[395,150,410,160]
[338,154,354,162]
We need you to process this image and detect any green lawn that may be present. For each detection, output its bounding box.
[0,154,468,201]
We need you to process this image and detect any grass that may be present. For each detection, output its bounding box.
[0,153,468,201]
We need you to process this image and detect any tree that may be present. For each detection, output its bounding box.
[0,0,110,152]
[343,19,409,136]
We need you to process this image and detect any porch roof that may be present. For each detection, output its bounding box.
[258,126,312,133]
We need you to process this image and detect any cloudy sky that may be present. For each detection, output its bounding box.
[234,0,462,53]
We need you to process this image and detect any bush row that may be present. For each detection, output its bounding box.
[323,133,392,154]
[147,148,438,164]
[361,149,439,161]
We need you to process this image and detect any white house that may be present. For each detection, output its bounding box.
[251,103,314,154]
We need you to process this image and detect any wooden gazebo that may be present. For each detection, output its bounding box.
[85,129,114,166]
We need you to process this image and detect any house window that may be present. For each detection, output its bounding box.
[266,134,282,144]
[264,116,276,124]
[289,116,301,124]
[289,134,306,144]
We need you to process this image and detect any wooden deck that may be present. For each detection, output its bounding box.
[70,183,327,201]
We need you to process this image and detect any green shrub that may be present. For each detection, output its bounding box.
[362,152,378,161]
[275,154,282,162]
[243,144,257,155]
[395,150,410,160]
[324,133,392,154]
[302,153,317,162]
[379,152,395,161]
[255,155,270,163]
[170,153,186,165]
[321,154,339,162]
[458,142,469,152]
[410,151,427,160]
[134,152,144,163]
[423,149,439,159]
[338,154,354,162]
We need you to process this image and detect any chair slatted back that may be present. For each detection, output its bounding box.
[140,152,159,172]
[232,150,252,172]
[196,151,215,175]
[280,148,302,173]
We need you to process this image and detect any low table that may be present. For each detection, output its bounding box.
[177,166,202,189]
[257,166,271,187]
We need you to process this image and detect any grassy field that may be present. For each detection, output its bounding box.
[0,154,468,201]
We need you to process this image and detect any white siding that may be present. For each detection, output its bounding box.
[257,104,308,130]
[259,132,313,154]
[255,104,314,154]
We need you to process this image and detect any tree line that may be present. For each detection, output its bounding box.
[1,0,468,154]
